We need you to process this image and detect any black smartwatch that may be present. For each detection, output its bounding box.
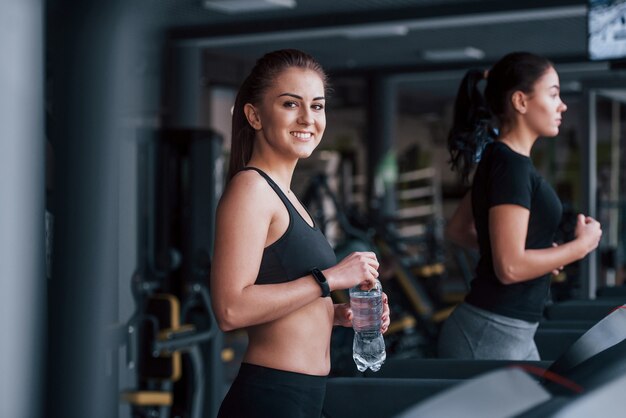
[311,268,331,297]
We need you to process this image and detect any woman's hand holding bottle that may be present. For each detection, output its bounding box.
[322,251,379,292]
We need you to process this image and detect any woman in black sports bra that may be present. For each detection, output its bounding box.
[211,49,390,418]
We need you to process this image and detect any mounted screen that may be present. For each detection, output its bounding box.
[589,0,626,60]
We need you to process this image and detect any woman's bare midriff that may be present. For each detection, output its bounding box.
[243,296,334,376]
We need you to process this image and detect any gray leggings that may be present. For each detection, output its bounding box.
[438,303,540,360]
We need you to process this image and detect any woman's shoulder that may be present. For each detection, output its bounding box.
[229,169,270,192]
[488,142,533,171]
[219,170,273,211]
[490,141,530,161]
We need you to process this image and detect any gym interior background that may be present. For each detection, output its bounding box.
[2,0,626,417]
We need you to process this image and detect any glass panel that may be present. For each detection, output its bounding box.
[596,92,626,289]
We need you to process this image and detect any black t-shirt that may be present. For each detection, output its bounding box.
[465,141,563,322]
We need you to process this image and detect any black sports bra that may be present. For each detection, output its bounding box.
[242,167,337,285]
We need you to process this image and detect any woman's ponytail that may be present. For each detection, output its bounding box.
[447,69,495,184]
[228,76,255,182]
[448,52,554,184]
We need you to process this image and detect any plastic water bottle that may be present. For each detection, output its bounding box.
[349,279,386,372]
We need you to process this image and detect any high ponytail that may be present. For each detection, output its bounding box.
[447,69,495,184]
[228,49,329,182]
[447,52,554,183]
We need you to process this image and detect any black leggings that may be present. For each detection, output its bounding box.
[217,363,328,418]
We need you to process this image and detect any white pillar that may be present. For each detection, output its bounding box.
[0,1,45,417]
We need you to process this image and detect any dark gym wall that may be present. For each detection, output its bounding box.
[0,1,45,416]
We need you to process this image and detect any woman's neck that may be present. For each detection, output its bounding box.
[246,156,297,194]
[497,124,538,157]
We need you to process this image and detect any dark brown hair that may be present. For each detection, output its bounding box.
[228,49,329,181]
[448,52,553,183]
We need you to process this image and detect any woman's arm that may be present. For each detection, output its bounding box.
[210,172,379,332]
[446,191,478,250]
[489,205,602,285]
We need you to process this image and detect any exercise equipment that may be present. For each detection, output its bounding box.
[544,373,626,418]
[391,357,626,418]
[121,289,217,418]
[314,157,625,415]
[533,329,586,361]
[364,358,551,380]
[596,285,626,298]
[301,169,449,360]
[382,166,446,273]
[544,299,626,321]
[119,129,224,418]
[322,377,458,418]
[537,320,595,330]
[548,304,625,373]
[392,368,551,418]
[363,303,626,382]
[356,308,626,417]
[516,347,626,417]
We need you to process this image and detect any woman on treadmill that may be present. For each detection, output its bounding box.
[439,52,602,360]
[211,49,390,418]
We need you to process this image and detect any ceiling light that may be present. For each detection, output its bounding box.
[561,81,582,92]
[344,24,409,39]
[556,62,610,73]
[180,5,585,48]
[202,0,296,14]
[422,47,485,62]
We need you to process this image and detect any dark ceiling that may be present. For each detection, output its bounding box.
[135,0,624,101]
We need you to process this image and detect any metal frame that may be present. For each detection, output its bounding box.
[582,80,626,299]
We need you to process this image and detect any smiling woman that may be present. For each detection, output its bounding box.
[210,49,390,418]
[244,67,327,166]
[226,49,329,181]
